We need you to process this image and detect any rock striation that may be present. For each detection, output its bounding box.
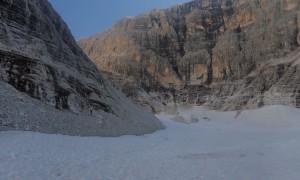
[0,0,164,136]
[78,0,300,112]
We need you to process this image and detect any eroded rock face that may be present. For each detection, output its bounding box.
[78,0,300,111]
[0,0,164,136]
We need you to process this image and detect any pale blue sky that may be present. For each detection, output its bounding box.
[48,0,191,40]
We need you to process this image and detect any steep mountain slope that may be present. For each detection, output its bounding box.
[0,0,164,136]
[78,0,300,112]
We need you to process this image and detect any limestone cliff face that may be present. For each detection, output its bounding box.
[79,0,300,111]
[0,0,164,136]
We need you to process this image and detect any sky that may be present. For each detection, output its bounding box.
[48,0,191,40]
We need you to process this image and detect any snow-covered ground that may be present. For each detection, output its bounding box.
[1,105,300,180]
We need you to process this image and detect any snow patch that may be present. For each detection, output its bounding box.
[1,105,300,180]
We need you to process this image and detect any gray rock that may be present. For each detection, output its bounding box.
[0,0,164,136]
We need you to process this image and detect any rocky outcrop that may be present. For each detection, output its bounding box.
[0,0,164,136]
[78,0,300,111]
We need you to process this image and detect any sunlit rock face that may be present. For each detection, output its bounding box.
[79,0,300,112]
[0,0,164,136]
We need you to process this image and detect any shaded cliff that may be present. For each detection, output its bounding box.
[79,0,300,111]
[0,0,164,136]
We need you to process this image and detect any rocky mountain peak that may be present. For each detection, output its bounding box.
[78,0,300,112]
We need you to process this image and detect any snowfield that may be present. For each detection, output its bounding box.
[1,105,300,180]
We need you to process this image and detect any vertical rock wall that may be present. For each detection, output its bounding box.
[78,0,300,111]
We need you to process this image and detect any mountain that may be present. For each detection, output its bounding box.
[0,0,164,136]
[78,0,300,112]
